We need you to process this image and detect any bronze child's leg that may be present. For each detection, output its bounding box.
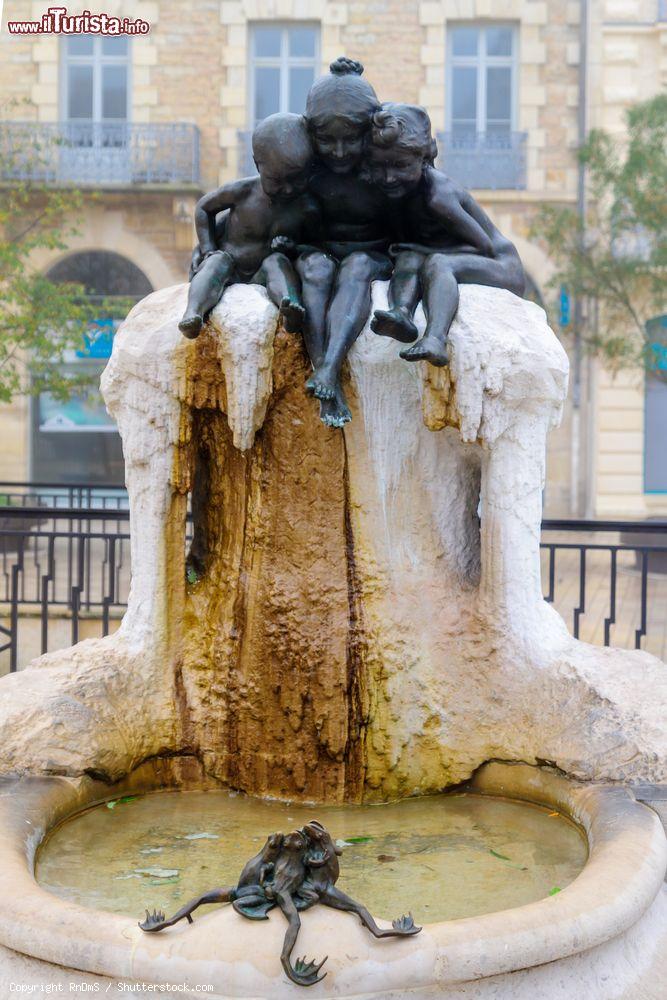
[306,251,392,428]
[296,250,337,370]
[400,254,458,367]
[179,250,236,340]
[371,250,423,344]
[254,252,306,334]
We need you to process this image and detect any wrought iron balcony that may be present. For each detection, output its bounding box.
[436,131,527,191]
[0,121,200,187]
[238,129,527,191]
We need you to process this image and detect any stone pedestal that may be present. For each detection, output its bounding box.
[0,282,663,800]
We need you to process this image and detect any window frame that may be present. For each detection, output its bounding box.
[247,22,320,128]
[446,22,519,136]
[60,35,131,124]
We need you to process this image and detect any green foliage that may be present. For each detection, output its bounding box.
[530,94,667,372]
[0,112,101,402]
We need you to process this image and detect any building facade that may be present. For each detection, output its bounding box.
[0,0,665,514]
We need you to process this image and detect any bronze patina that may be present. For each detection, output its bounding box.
[181,56,525,430]
[139,819,420,987]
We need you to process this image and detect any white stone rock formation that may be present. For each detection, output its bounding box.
[0,281,663,793]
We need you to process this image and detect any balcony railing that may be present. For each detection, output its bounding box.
[436,131,527,190]
[0,121,200,187]
[238,129,527,191]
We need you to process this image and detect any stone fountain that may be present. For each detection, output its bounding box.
[0,279,664,998]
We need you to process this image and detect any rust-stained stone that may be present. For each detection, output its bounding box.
[179,332,366,802]
[0,284,665,804]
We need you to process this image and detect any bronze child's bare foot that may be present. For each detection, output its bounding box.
[179,314,204,339]
[279,296,306,334]
[400,334,449,367]
[371,307,418,344]
[306,365,337,401]
[319,388,351,429]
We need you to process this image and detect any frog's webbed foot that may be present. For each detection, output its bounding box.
[392,913,421,935]
[139,908,167,931]
[288,955,328,987]
[139,887,233,933]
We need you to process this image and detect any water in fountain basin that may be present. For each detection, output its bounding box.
[36,790,587,924]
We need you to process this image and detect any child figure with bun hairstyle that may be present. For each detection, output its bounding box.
[366,103,525,366]
[179,113,320,339]
[293,57,396,427]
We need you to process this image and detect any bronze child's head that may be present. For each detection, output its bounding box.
[305,57,380,174]
[252,112,313,202]
[367,102,437,198]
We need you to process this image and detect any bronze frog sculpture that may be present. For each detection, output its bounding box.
[139,819,420,987]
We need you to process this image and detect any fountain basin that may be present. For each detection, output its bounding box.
[36,786,587,924]
[0,761,664,998]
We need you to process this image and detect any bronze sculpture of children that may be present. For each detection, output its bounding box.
[179,59,527,431]
[178,113,319,339]
[366,102,525,365]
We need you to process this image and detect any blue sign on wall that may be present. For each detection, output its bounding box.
[75,317,117,360]
[558,285,571,328]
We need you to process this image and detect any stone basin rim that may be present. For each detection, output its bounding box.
[0,760,663,998]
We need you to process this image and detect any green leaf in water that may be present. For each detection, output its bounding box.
[549,886,562,896]
[150,876,179,885]
[344,836,373,844]
[106,796,138,810]
[489,849,528,871]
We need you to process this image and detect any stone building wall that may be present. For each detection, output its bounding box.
[587,0,667,516]
[0,0,665,513]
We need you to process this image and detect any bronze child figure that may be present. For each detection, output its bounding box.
[297,58,395,428]
[366,103,525,366]
[178,112,320,340]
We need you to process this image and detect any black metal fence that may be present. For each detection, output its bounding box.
[0,480,128,511]
[1,493,666,672]
[0,505,131,672]
[541,519,667,655]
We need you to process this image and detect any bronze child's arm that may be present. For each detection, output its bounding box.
[427,172,495,258]
[194,180,247,256]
